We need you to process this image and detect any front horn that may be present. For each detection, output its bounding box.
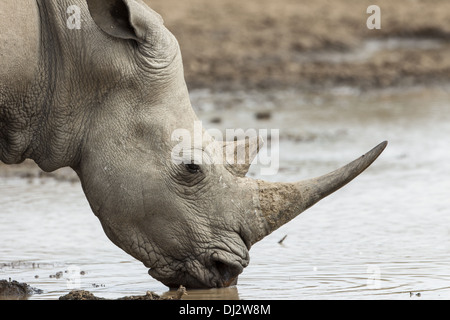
[250,141,388,244]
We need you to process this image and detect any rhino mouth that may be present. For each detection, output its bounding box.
[147,250,248,289]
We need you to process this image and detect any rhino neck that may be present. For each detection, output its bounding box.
[14,0,122,172]
[0,0,41,165]
[3,0,80,172]
[0,0,70,170]
[0,0,89,171]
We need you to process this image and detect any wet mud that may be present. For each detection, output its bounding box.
[1,277,186,300]
[0,279,42,300]
[59,285,187,300]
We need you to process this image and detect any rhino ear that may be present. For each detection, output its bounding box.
[87,0,162,43]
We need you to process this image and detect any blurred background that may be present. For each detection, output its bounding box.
[2,0,450,300]
[149,0,450,91]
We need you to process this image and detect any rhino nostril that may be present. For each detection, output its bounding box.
[214,260,230,278]
[213,260,242,287]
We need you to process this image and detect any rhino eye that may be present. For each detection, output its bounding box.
[185,162,201,174]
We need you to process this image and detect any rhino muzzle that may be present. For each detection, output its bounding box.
[148,251,247,289]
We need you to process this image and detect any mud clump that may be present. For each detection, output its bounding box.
[0,279,42,300]
[59,290,104,300]
[59,285,187,300]
[117,285,187,300]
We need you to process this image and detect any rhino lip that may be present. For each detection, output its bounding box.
[147,251,246,289]
[146,233,249,288]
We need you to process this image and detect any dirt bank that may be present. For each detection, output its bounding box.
[0,159,78,181]
[146,0,450,90]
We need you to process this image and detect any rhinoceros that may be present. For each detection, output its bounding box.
[0,0,387,288]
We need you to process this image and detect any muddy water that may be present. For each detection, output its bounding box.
[1,85,450,300]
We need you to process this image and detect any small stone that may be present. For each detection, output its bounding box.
[210,117,222,124]
[255,111,272,120]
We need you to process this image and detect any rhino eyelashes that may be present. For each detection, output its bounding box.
[184,162,201,174]
[171,163,207,189]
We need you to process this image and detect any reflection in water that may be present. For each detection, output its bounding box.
[1,86,450,299]
[165,286,240,300]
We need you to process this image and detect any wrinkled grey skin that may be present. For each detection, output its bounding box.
[0,0,387,288]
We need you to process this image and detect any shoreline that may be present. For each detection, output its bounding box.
[1,82,448,182]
